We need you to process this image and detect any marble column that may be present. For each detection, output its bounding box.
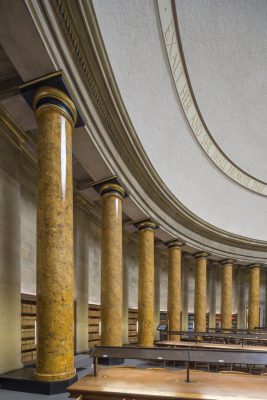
[166,240,182,340]
[194,252,208,332]
[137,220,157,347]
[209,263,218,329]
[248,264,261,330]
[100,182,125,346]
[220,260,233,330]
[34,87,77,382]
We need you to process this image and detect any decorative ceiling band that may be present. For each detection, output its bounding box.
[157,0,267,196]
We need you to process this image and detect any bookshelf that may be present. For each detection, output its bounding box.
[21,293,36,364]
[88,304,101,348]
[128,308,138,344]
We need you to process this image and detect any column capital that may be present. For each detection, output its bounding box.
[94,176,126,199]
[165,239,184,249]
[134,218,158,232]
[99,183,125,199]
[194,251,209,260]
[220,258,236,266]
[20,71,84,127]
[248,263,262,270]
[33,86,77,126]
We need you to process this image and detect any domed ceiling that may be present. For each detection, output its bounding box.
[176,0,267,182]
[92,0,267,241]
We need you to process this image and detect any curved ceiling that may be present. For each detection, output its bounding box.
[176,0,267,182]
[92,0,267,241]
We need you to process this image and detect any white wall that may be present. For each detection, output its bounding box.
[74,205,90,352]
[20,165,36,295]
[0,136,22,373]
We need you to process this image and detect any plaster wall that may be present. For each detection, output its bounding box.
[20,165,36,295]
[74,205,90,352]
[0,136,22,373]
[88,216,101,305]
[159,250,168,312]
[126,236,139,309]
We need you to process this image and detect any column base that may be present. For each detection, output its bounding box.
[34,369,76,382]
[0,367,78,395]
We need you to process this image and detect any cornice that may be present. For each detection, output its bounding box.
[0,105,25,151]
[73,189,92,216]
[25,0,267,262]
[0,105,37,176]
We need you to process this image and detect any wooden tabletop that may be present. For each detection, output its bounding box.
[68,367,267,399]
[156,340,267,352]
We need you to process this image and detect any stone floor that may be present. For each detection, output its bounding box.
[0,355,93,400]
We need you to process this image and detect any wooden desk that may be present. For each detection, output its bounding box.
[156,340,267,352]
[163,331,267,345]
[68,367,267,399]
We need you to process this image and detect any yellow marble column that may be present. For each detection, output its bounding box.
[248,264,261,330]
[137,220,157,347]
[220,260,234,330]
[194,252,208,332]
[33,87,77,382]
[99,182,125,346]
[166,240,182,340]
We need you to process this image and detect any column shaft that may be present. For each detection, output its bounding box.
[34,87,77,382]
[221,261,233,330]
[138,221,156,346]
[194,253,208,332]
[167,242,182,340]
[100,184,124,346]
[248,266,260,329]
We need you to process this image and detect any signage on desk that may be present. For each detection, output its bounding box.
[157,324,168,331]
